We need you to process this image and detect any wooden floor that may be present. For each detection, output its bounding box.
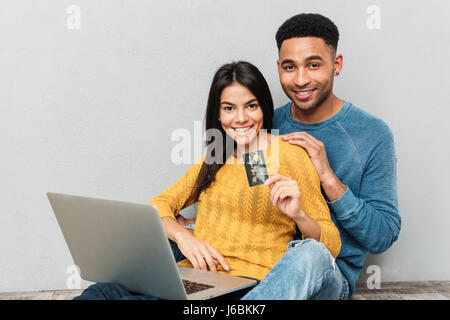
[351,281,450,300]
[0,282,449,300]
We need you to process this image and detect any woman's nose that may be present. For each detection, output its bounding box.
[235,108,249,123]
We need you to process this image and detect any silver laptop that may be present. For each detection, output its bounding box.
[47,192,257,300]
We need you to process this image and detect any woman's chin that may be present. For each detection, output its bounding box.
[234,135,257,150]
[225,129,260,150]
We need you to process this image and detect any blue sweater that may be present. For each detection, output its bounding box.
[273,101,401,297]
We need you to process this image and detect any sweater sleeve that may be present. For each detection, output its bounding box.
[289,147,342,258]
[327,130,401,254]
[148,158,203,221]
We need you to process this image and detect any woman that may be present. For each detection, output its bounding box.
[75,61,341,300]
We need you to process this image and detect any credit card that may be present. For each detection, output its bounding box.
[243,150,269,187]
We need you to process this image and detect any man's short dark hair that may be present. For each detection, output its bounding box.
[276,13,339,51]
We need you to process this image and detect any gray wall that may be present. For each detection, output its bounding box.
[1,0,449,292]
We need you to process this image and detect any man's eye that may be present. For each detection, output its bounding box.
[310,63,319,69]
[284,65,295,71]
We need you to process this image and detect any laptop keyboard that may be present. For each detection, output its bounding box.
[182,279,215,295]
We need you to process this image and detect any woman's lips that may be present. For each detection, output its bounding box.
[233,125,254,136]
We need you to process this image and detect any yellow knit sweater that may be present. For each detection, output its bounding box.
[149,136,341,281]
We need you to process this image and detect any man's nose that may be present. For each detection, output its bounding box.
[294,69,311,88]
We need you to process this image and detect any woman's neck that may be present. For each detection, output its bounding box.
[235,132,272,163]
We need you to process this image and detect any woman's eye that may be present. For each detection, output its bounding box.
[248,103,258,109]
[224,106,233,111]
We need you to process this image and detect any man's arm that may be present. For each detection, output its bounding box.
[283,131,401,254]
[326,132,400,254]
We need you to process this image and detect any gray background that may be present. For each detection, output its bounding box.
[1,0,449,292]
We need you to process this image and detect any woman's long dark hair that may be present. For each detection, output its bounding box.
[191,61,274,202]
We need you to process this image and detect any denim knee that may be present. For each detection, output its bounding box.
[74,282,131,300]
[287,239,334,273]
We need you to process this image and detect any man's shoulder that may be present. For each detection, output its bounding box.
[273,102,290,126]
[274,102,290,115]
[343,102,394,141]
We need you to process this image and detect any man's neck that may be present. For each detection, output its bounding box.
[290,93,345,124]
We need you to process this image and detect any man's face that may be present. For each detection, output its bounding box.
[277,37,340,112]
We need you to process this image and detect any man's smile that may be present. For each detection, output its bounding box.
[293,88,316,100]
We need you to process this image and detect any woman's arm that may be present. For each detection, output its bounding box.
[148,159,229,271]
[161,216,230,272]
[161,216,193,243]
[295,151,342,258]
[264,174,321,242]
[292,211,321,241]
[277,145,342,258]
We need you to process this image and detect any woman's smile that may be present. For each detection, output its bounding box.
[219,82,264,149]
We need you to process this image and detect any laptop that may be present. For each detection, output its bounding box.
[47,192,257,300]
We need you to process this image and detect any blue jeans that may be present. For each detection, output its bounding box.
[74,239,349,300]
[242,239,349,300]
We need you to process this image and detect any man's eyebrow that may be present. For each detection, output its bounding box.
[305,55,324,62]
[280,59,295,65]
[280,56,324,65]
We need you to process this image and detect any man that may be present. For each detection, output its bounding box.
[270,13,401,298]
[179,13,401,300]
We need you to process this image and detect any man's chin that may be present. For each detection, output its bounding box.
[291,99,318,112]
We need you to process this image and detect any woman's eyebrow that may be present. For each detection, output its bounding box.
[245,98,258,104]
[220,98,258,106]
[220,101,235,106]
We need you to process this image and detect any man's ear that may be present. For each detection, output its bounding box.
[276,59,281,74]
[334,54,343,76]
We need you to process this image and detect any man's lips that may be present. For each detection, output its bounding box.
[293,89,316,100]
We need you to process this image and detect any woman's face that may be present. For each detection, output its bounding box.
[219,82,264,149]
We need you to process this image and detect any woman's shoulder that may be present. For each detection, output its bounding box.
[273,135,317,180]
[275,135,310,162]
[181,155,205,179]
